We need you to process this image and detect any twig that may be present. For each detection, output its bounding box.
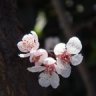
[52,0,73,39]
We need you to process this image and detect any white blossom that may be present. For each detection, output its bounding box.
[17,31,39,58]
[27,57,60,88]
[54,37,83,78]
[29,49,48,66]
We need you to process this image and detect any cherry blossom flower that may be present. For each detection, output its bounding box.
[54,37,83,78]
[27,57,60,88]
[17,31,39,58]
[29,49,48,66]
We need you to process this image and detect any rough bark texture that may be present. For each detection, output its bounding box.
[0,0,47,96]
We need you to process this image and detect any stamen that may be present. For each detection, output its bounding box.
[58,51,71,63]
[23,40,35,51]
[32,55,42,62]
[45,64,55,75]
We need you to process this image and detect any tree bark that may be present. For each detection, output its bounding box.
[0,0,47,96]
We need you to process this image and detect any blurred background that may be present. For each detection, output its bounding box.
[0,0,96,96]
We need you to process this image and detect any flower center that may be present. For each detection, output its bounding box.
[32,55,41,62]
[45,64,55,75]
[23,40,35,51]
[59,51,71,63]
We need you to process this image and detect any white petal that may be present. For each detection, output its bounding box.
[29,49,48,65]
[19,53,30,58]
[39,72,49,78]
[56,58,65,68]
[31,31,39,50]
[22,33,39,50]
[27,66,45,72]
[22,34,28,41]
[38,73,50,87]
[35,62,43,66]
[56,58,71,78]
[30,50,36,54]
[37,49,48,64]
[31,31,38,42]
[56,64,71,78]
[71,54,83,66]
[29,54,34,63]
[43,57,56,65]
[50,72,60,88]
[66,37,82,54]
[33,41,39,50]
[17,41,28,52]
[29,50,36,62]
[54,43,66,55]
[22,34,33,41]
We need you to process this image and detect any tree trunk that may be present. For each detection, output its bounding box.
[0,0,47,96]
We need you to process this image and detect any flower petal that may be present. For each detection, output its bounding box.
[39,72,48,78]
[19,53,30,58]
[50,72,60,88]
[31,31,40,50]
[31,31,38,42]
[17,41,28,52]
[33,41,39,50]
[22,33,39,51]
[71,54,83,66]
[56,64,71,78]
[43,57,56,65]
[56,58,65,68]
[66,37,82,54]
[54,43,66,55]
[27,66,45,72]
[36,49,48,64]
[22,34,33,41]
[29,49,48,65]
[29,50,36,63]
[38,73,50,87]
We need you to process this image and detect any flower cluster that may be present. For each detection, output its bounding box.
[17,31,83,88]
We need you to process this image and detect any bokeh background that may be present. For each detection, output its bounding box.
[0,0,96,96]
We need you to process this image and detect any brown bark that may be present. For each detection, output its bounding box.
[0,0,47,96]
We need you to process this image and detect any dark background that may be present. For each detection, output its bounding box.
[0,0,96,96]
